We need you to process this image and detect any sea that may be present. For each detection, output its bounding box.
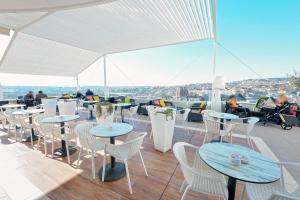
[0,86,105,99]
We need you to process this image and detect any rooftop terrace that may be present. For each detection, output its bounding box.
[0,112,299,200]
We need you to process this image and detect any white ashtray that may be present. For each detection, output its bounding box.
[229,152,242,166]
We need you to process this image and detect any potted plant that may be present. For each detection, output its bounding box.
[95,102,114,124]
[151,108,176,152]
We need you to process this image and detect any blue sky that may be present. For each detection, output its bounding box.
[0,0,299,86]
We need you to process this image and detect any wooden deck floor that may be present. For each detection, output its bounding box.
[0,118,252,200]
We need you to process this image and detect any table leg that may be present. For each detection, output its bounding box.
[53,122,77,157]
[227,176,237,200]
[99,136,126,181]
[219,118,224,142]
[23,115,38,142]
[121,107,124,123]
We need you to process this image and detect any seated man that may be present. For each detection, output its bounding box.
[75,90,84,99]
[35,90,47,104]
[225,95,250,117]
[24,91,35,107]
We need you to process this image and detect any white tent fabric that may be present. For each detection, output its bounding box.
[0,0,115,12]
[0,0,216,77]
[0,32,101,76]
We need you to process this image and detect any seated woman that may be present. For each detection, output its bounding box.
[225,95,250,117]
[275,94,290,114]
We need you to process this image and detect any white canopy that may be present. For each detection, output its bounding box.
[0,0,216,77]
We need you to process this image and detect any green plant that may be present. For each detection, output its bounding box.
[154,108,174,121]
[96,102,113,118]
[288,70,300,89]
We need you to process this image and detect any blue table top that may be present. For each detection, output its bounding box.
[41,115,80,123]
[13,109,45,115]
[90,123,133,138]
[199,143,281,183]
[208,112,239,120]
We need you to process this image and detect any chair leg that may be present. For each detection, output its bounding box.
[66,141,70,164]
[202,134,206,145]
[179,180,187,193]
[102,153,106,182]
[240,185,246,200]
[76,147,82,168]
[30,131,33,147]
[248,136,254,150]
[44,136,47,156]
[91,150,95,179]
[124,161,133,194]
[51,137,54,158]
[139,151,148,176]
[181,185,190,200]
[37,135,41,147]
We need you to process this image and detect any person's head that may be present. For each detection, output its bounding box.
[228,95,237,101]
[278,94,288,103]
[38,90,43,94]
[28,91,33,95]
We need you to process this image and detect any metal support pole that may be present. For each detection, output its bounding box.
[76,76,80,91]
[103,55,108,100]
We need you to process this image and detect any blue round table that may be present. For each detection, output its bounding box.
[199,143,281,200]
[90,123,133,181]
[41,115,80,157]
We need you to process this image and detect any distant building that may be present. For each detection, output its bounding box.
[175,86,189,100]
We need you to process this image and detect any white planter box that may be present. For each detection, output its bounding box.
[151,111,176,152]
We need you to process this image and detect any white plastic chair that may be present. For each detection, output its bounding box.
[202,117,233,144]
[41,98,57,116]
[229,117,259,149]
[33,114,55,156]
[241,162,300,200]
[51,123,77,164]
[123,106,138,126]
[74,122,108,179]
[113,105,122,123]
[0,110,6,129]
[102,132,148,194]
[4,110,19,141]
[58,101,76,115]
[173,142,228,200]
[14,113,35,146]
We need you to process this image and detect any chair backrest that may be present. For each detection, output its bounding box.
[173,142,192,180]
[58,101,76,115]
[201,109,216,121]
[130,106,139,114]
[74,122,98,149]
[246,117,259,135]
[183,108,191,121]
[106,132,147,160]
[203,118,220,135]
[33,114,54,136]
[4,110,15,125]
[42,98,57,116]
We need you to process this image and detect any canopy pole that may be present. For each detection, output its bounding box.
[103,55,108,100]
[212,40,217,76]
[76,76,80,91]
